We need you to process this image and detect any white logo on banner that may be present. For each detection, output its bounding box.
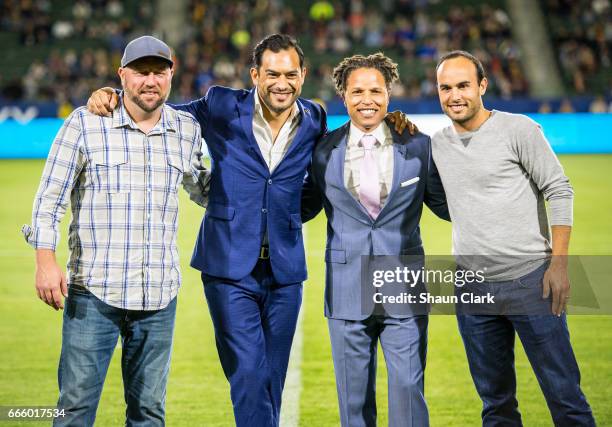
[0,106,39,124]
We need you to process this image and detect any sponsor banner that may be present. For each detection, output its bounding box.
[1,114,611,158]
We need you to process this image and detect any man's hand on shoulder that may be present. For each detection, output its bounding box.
[385,111,418,135]
[87,87,119,117]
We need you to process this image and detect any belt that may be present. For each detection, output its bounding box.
[259,246,270,260]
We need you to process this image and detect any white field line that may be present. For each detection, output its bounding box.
[280,225,311,427]
[280,290,304,427]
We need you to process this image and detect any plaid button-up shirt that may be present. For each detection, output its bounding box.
[23,102,208,310]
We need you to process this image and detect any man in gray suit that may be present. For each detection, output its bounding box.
[301,53,449,427]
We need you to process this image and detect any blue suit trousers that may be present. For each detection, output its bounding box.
[202,260,302,427]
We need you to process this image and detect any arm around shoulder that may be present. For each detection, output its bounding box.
[169,86,217,132]
[180,120,211,208]
[301,160,324,223]
[424,136,450,221]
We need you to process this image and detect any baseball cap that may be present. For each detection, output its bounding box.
[121,35,174,67]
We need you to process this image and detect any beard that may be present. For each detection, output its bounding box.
[259,86,298,115]
[125,85,169,113]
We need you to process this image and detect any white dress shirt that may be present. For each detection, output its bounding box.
[252,92,301,172]
[344,121,394,206]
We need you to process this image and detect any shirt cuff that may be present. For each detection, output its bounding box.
[548,198,573,226]
[21,224,58,250]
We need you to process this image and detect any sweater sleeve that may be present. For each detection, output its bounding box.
[513,118,573,226]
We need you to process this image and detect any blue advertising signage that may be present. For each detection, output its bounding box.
[0,114,611,158]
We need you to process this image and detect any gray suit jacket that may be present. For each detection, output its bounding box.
[302,121,449,320]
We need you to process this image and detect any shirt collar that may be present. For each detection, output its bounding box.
[111,93,176,134]
[348,121,391,147]
[159,104,177,133]
[253,90,300,123]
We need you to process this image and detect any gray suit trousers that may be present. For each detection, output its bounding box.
[328,315,429,427]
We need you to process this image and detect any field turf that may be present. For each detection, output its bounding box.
[1,155,611,426]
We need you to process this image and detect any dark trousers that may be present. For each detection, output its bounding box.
[456,263,595,426]
[202,259,302,427]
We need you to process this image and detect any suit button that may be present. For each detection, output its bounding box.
[262,208,267,213]
[268,179,272,185]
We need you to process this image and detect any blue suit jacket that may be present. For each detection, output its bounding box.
[174,86,326,284]
[301,122,449,320]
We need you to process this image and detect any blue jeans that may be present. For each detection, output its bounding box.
[456,263,595,426]
[202,258,302,427]
[54,286,177,427]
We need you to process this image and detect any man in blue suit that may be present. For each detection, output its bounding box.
[87,35,413,426]
[184,36,322,427]
[301,53,449,427]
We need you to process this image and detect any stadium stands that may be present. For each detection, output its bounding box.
[0,0,153,106]
[0,0,609,112]
[180,0,526,100]
[542,0,611,95]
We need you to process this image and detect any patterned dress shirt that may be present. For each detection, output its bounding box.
[23,102,209,310]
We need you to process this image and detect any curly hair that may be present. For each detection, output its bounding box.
[332,52,399,96]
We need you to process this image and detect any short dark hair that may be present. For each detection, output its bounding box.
[436,50,486,84]
[252,34,305,69]
[332,52,399,96]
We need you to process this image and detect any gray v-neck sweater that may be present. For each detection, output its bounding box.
[432,110,573,280]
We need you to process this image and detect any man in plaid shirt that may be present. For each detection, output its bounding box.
[22,36,208,426]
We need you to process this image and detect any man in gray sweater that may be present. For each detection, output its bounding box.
[432,51,595,426]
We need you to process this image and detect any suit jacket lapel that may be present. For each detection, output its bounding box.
[329,122,372,223]
[377,129,411,220]
[237,89,268,168]
[280,99,309,162]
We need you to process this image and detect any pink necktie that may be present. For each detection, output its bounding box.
[358,134,381,219]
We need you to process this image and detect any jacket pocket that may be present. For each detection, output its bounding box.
[400,245,424,255]
[325,248,346,264]
[290,213,302,229]
[206,203,236,220]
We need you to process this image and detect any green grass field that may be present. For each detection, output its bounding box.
[1,156,611,426]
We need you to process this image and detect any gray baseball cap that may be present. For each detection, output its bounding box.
[121,35,174,67]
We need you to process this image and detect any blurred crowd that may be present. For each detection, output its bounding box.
[0,0,610,111]
[0,0,52,45]
[177,0,527,101]
[0,0,528,106]
[0,0,151,46]
[0,0,153,107]
[543,0,611,95]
